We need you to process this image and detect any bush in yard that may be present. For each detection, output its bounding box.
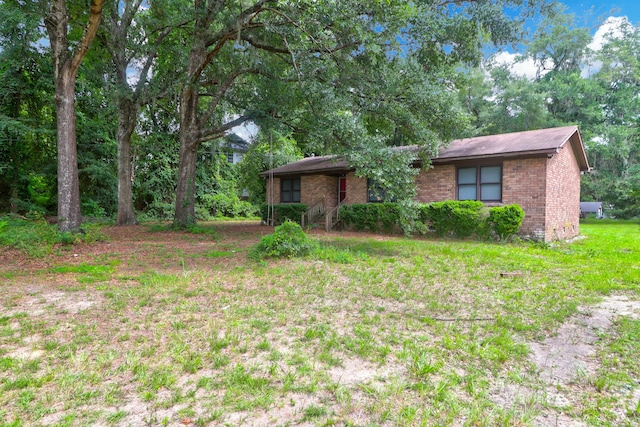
[252,220,318,258]
[488,204,525,240]
[340,203,400,232]
[424,200,487,238]
[259,203,307,225]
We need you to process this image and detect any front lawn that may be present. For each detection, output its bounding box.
[0,220,638,426]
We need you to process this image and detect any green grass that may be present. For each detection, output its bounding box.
[0,220,638,426]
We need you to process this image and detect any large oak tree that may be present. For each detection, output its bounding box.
[44,0,105,232]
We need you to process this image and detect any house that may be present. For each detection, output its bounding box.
[580,202,604,219]
[220,134,249,165]
[259,126,590,241]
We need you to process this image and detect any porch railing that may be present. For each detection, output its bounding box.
[301,200,325,228]
[325,198,348,232]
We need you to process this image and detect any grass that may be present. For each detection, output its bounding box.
[0,220,638,426]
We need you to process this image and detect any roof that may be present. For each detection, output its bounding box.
[580,202,603,212]
[259,126,590,177]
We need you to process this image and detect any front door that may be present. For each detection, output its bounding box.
[338,176,346,204]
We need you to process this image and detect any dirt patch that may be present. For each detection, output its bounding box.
[490,295,640,426]
[530,295,640,386]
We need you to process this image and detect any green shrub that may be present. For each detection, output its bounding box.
[488,204,525,240]
[259,204,307,225]
[0,215,106,257]
[424,200,487,238]
[340,203,400,233]
[198,193,258,219]
[251,221,318,258]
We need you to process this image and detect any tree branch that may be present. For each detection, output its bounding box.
[197,114,253,143]
[70,0,106,75]
[200,68,261,125]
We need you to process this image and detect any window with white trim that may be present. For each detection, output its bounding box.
[457,165,502,202]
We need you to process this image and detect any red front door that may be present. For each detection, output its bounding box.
[338,176,346,203]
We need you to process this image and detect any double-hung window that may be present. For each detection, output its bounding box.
[457,165,502,202]
[280,177,301,203]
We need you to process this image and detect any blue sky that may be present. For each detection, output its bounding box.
[560,0,640,25]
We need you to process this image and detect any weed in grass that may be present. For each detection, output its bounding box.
[302,404,327,420]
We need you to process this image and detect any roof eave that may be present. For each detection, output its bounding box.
[432,149,558,164]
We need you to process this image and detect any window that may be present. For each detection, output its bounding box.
[281,178,301,203]
[457,165,502,202]
[367,179,386,203]
[226,152,234,163]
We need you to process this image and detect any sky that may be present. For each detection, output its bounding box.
[491,0,639,80]
[561,0,640,25]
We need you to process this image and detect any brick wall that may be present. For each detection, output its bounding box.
[346,173,368,204]
[545,144,581,241]
[415,165,456,203]
[502,157,548,240]
[301,175,337,209]
[265,177,280,206]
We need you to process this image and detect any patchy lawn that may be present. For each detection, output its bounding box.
[0,220,639,426]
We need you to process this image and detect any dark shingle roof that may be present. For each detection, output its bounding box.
[259,126,589,177]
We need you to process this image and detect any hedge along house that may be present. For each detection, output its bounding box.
[259,126,590,241]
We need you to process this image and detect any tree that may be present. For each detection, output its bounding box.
[99,0,178,225]
[44,0,105,232]
[588,19,640,217]
[0,2,55,215]
[171,0,546,228]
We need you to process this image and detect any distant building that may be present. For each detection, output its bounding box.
[220,134,249,165]
[580,202,604,219]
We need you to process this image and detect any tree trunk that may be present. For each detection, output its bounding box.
[174,83,200,228]
[55,70,83,233]
[116,97,138,225]
[46,0,105,233]
[174,41,206,228]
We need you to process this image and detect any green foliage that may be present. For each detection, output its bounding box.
[251,221,318,259]
[424,201,487,238]
[0,215,106,257]
[197,193,257,219]
[340,203,400,233]
[341,201,524,240]
[488,205,525,240]
[259,204,308,226]
[238,132,303,205]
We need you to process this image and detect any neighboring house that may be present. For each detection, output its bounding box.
[580,202,604,219]
[259,126,590,241]
[220,134,249,165]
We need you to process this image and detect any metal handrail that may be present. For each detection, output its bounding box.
[301,200,325,228]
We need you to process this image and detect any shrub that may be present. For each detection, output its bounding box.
[340,203,400,233]
[259,204,307,225]
[488,204,525,240]
[424,200,487,238]
[252,221,318,258]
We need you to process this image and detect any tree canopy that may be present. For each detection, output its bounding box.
[1,0,639,223]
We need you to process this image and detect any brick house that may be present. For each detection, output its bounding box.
[259,126,590,241]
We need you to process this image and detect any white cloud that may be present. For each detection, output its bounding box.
[588,16,627,51]
[582,16,628,78]
[491,51,543,80]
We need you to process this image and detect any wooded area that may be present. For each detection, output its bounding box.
[1,0,639,232]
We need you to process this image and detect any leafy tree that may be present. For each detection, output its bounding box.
[0,2,56,215]
[98,0,179,225]
[479,64,550,134]
[171,0,548,228]
[239,130,302,205]
[587,19,640,217]
[44,0,106,232]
